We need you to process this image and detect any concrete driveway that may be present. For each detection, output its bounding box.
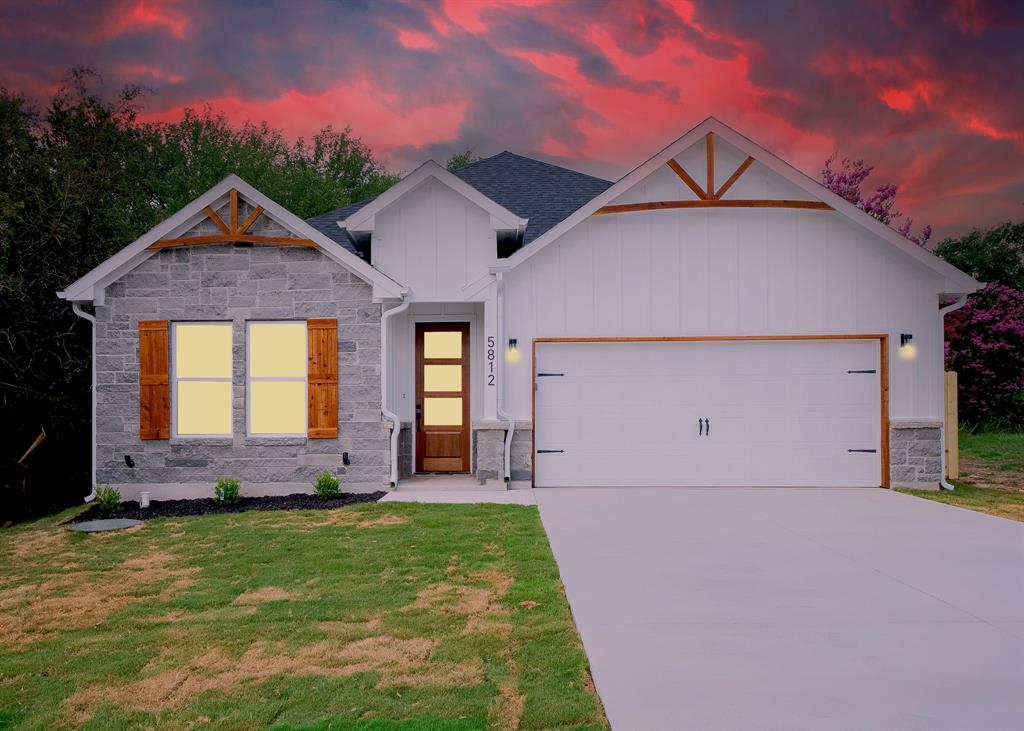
[536,488,1024,731]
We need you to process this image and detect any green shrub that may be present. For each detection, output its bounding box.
[95,485,122,515]
[214,477,241,504]
[313,471,341,498]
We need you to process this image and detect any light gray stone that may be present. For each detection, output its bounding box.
[95,244,389,491]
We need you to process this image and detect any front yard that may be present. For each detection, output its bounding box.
[899,428,1024,521]
[0,502,608,730]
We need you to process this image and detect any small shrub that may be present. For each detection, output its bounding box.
[214,477,241,504]
[95,485,122,515]
[313,471,341,498]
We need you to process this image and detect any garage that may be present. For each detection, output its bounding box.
[533,337,886,488]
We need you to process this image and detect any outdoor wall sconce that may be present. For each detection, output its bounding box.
[899,333,917,360]
[506,338,521,364]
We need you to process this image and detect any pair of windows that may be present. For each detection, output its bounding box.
[172,321,307,437]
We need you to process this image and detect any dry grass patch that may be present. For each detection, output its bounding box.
[0,550,196,647]
[232,586,293,605]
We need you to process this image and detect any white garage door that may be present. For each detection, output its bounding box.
[534,338,883,488]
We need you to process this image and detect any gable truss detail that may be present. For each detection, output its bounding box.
[149,189,317,250]
[596,132,832,216]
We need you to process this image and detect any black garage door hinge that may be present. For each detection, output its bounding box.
[537,449,564,454]
[847,369,877,374]
[537,372,565,377]
[848,449,878,453]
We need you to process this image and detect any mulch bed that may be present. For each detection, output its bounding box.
[68,492,387,524]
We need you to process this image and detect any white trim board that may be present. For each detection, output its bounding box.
[57,174,407,304]
[494,117,980,296]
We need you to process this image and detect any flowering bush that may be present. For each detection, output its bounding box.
[822,155,931,246]
[944,284,1024,426]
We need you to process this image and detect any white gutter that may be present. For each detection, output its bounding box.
[381,293,411,487]
[71,303,98,502]
[938,294,969,491]
[495,273,514,483]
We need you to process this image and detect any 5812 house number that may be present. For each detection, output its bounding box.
[486,336,496,386]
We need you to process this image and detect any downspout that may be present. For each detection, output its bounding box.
[938,294,969,491]
[71,303,98,502]
[381,293,411,488]
[495,272,514,483]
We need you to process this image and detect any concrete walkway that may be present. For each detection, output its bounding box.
[536,487,1024,731]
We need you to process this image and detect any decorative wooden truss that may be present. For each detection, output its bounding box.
[149,189,316,250]
[596,133,832,216]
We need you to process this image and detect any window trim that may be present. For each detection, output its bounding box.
[170,321,234,439]
[246,320,309,438]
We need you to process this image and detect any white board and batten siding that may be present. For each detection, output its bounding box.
[504,206,945,425]
[372,177,495,301]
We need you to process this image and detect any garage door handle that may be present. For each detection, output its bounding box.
[706,418,710,436]
[698,418,703,436]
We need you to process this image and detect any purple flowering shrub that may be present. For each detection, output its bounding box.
[944,284,1024,426]
[822,155,931,246]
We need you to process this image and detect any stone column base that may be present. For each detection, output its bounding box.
[890,420,942,488]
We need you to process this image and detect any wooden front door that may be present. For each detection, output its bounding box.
[415,323,470,472]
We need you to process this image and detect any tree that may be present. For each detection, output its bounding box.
[944,284,1024,426]
[934,222,1024,290]
[821,154,931,246]
[446,150,481,171]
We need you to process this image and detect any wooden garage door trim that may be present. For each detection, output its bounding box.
[531,334,890,489]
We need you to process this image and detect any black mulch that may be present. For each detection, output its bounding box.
[68,492,387,524]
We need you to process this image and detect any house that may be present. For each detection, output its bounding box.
[58,117,980,499]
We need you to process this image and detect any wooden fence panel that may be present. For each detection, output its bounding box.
[945,371,959,479]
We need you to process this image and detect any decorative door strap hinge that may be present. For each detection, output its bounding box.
[848,448,878,453]
[847,369,877,374]
[537,449,565,454]
[537,372,565,377]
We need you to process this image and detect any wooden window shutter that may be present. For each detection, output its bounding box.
[139,320,171,440]
[307,318,339,438]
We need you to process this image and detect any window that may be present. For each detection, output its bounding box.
[247,322,307,436]
[173,322,233,436]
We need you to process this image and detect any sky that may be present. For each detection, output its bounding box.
[2,0,1023,239]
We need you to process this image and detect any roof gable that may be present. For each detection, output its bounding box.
[59,175,405,304]
[340,161,527,234]
[497,117,980,295]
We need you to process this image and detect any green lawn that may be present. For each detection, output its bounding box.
[0,502,608,730]
[898,427,1024,522]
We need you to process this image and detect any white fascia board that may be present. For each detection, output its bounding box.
[58,174,407,303]
[342,161,527,233]
[503,117,980,295]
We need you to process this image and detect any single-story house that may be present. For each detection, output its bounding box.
[58,117,980,500]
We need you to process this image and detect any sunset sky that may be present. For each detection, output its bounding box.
[2,0,1022,239]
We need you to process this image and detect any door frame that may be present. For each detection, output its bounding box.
[415,321,472,473]
[531,334,890,488]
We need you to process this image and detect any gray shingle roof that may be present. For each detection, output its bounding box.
[303,152,612,258]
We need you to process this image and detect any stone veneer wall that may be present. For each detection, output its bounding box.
[473,423,532,482]
[889,422,943,487]
[94,241,389,497]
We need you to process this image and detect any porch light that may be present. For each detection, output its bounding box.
[506,338,520,364]
[899,333,917,360]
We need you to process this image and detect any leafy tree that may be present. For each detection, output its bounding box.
[446,150,481,171]
[934,222,1024,290]
[821,154,931,246]
[944,284,1024,426]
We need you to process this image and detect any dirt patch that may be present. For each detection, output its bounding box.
[0,551,197,648]
[961,457,1024,492]
[232,586,293,605]
[7,528,68,562]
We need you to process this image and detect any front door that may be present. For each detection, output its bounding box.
[415,323,470,472]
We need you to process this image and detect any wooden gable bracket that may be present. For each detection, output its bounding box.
[598,133,832,215]
[149,188,317,250]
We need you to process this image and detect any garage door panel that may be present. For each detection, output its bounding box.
[535,339,882,488]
